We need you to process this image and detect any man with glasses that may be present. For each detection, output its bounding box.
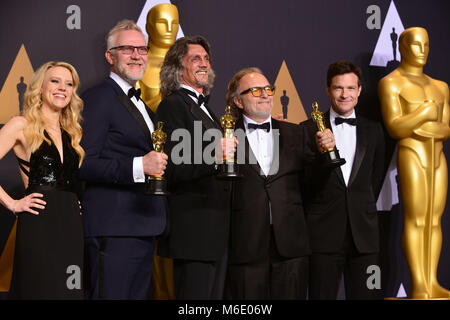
[224,67,310,299]
[155,35,235,299]
[300,60,385,299]
[79,20,168,299]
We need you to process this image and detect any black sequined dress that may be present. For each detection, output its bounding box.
[11,130,84,299]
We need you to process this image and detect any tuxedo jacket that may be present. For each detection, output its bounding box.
[299,111,385,254]
[155,88,231,261]
[228,117,310,265]
[79,77,166,237]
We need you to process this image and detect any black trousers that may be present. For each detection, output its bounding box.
[84,236,155,300]
[227,227,309,300]
[173,249,228,300]
[309,225,380,300]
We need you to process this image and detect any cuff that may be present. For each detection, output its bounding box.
[133,156,145,183]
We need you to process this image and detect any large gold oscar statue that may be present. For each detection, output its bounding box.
[138,3,179,112]
[379,27,450,299]
[138,3,179,300]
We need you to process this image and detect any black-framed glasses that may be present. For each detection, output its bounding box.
[240,85,276,97]
[109,45,149,55]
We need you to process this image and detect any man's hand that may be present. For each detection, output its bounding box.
[315,129,336,153]
[143,151,168,176]
[215,137,238,162]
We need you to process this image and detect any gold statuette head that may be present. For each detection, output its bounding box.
[152,121,167,153]
[221,105,236,130]
[146,3,179,48]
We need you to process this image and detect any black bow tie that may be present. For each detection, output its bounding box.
[128,87,141,100]
[248,122,271,132]
[335,117,357,126]
[182,88,209,107]
[197,94,209,106]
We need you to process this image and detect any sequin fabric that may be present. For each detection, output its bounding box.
[22,130,80,192]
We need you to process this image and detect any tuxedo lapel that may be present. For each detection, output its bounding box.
[325,111,332,130]
[144,104,156,123]
[204,103,221,125]
[236,117,264,178]
[325,111,345,185]
[107,77,153,146]
[178,89,220,131]
[267,119,282,179]
[348,117,367,186]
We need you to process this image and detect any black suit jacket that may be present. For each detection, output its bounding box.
[300,111,385,254]
[79,77,166,237]
[229,117,310,265]
[155,88,231,261]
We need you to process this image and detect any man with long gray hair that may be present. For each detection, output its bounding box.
[155,35,234,299]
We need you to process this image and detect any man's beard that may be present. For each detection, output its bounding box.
[119,65,146,83]
[114,56,147,84]
[197,68,215,94]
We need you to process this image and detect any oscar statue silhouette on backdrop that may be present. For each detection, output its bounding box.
[390,27,398,62]
[138,3,180,300]
[138,3,179,113]
[379,27,450,300]
[280,90,289,119]
[16,76,27,113]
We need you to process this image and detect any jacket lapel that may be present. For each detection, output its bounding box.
[178,89,220,131]
[107,77,153,146]
[325,111,346,185]
[266,119,282,180]
[348,117,367,186]
[236,117,264,178]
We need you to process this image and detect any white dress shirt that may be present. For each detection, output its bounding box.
[243,115,273,224]
[110,72,155,183]
[329,107,357,186]
[243,115,273,176]
[180,84,214,121]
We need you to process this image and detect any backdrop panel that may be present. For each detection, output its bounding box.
[0,0,449,298]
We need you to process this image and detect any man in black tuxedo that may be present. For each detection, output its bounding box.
[155,36,234,299]
[300,61,385,299]
[79,20,168,299]
[225,67,310,299]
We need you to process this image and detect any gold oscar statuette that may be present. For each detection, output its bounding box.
[146,121,169,195]
[216,105,242,180]
[379,27,450,299]
[311,101,346,168]
[138,3,180,113]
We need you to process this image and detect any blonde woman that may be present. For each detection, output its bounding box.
[0,61,84,299]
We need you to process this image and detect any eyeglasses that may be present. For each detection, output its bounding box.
[240,85,276,97]
[109,45,149,55]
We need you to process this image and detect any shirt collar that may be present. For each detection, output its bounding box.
[110,72,134,96]
[180,84,203,98]
[243,114,272,131]
[329,107,356,123]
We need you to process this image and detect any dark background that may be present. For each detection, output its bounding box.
[0,0,449,298]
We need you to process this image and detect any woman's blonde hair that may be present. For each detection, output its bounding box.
[22,61,85,166]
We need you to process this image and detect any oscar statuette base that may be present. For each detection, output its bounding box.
[320,148,346,169]
[146,177,169,195]
[216,162,243,180]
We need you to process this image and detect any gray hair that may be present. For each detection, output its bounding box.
[160,35,215,98]
[106,19,144,50]
[226,67,264,116]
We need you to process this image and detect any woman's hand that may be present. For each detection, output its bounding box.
[12,193,46,215]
